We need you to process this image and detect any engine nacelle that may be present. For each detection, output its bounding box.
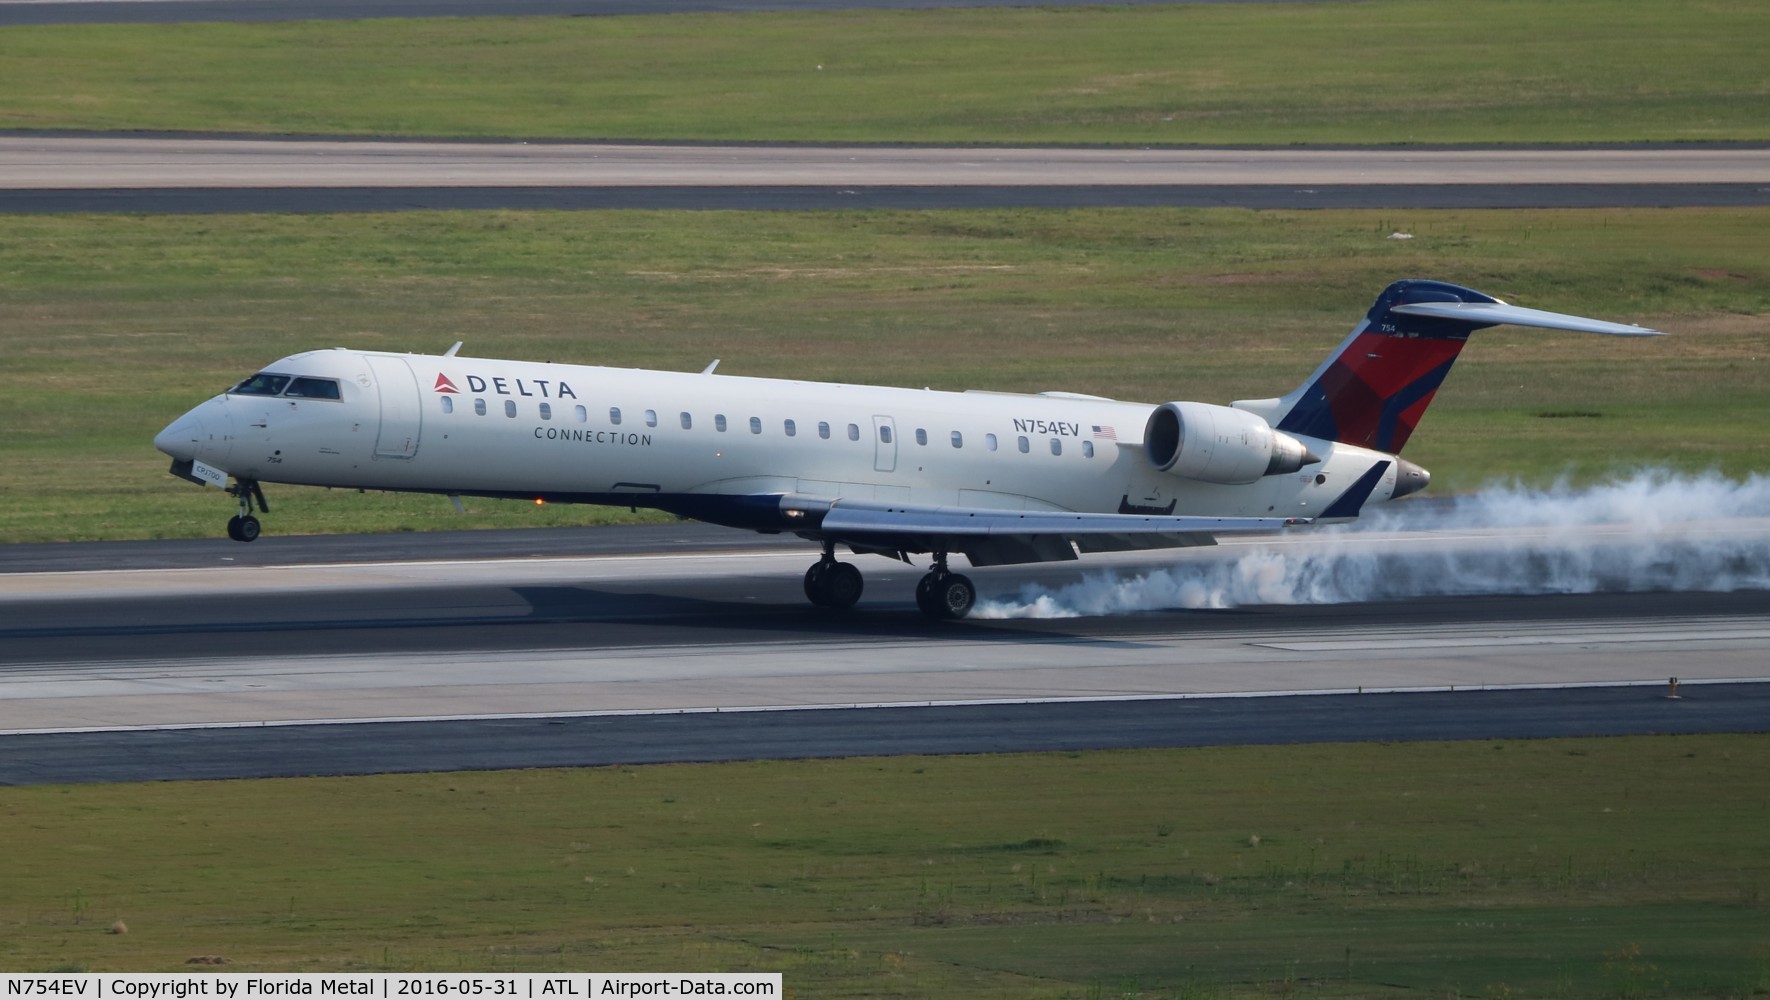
[1144,401,1317,485]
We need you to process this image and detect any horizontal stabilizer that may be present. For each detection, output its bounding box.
[1389,301,1663,336]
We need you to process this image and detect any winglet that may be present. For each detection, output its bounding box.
[443,341,463,357]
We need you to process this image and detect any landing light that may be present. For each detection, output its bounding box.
[535,498,545,506]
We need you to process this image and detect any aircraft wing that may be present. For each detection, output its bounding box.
[795,499,1304,567]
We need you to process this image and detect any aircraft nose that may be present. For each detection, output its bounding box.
[154,412,205,462]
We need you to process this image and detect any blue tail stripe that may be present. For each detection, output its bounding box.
[1321,461,1390,519]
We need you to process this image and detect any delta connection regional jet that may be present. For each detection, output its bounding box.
[156,280,1660,619]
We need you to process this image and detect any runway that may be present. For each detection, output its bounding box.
[5,136,1765,212]
[15,183,1766,213]
[9,138,1767,189]
[3,517,1768,784]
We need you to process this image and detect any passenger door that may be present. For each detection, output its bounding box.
[365,355,422,459]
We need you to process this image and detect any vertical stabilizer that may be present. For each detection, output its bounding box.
[1267,280,1493,454]
[1249,280,1659,455]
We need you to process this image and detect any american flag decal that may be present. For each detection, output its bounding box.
[1092,425,1117,440]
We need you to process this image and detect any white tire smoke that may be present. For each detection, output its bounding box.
[974,471,1770,619]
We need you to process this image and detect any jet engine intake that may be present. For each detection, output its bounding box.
[1144,401,1318,485]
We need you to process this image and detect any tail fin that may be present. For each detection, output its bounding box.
[1243,280,1660,455]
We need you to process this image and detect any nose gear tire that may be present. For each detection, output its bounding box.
[226,514,261,543]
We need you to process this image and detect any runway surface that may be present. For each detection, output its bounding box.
[0,0,1304,26]
[10,138,1767,189]
[5,684,1762,785]
[5,136,1765,212]
[3,519,1767,784]
[15,183,1767,213]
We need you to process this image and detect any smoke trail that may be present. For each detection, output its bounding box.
[973,471,1770,619]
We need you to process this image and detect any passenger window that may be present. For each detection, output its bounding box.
[610,407,622,425]
[1083,440,1095,459]
[441,396,454,415]
[504,400,517,418]
[951,431,963,448]
[474,398,487,417]
[680,412,692,430]
[284,377,341,400]
[818,421,831,440]
[645,409,658,428]
[715,414,728,432]
[915,429,928,446]
[539,402,552,421]
[750,417,762,435]
[784,419,797,437]
[575,405,587,422]
[880,425,893,444]
[986,433,998,452]
[1017,435,1030,454]
[1050,438,1062,456]
[848,423,860,441]
[230,373,290,396]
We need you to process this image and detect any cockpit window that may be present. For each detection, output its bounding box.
[284,377,342,400]
[230,373,291,396]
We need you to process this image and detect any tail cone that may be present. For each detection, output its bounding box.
[1394,459,1431,499]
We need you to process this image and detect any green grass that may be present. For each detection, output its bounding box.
[3,736,1769,997]
[1,206,1765,543]
[1,0,1765,143]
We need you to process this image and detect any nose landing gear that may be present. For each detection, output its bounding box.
[225,479,269,543]
[914,552,975,620]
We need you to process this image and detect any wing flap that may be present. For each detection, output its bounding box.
[813,502,1302,567]
[817,504,1298,537]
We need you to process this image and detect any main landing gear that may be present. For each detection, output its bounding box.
[225,479,268,543]
[802,545,976,620]
[915,553,975,621]
[803,542,864,610]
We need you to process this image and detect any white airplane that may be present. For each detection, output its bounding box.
[155,280,1659,619]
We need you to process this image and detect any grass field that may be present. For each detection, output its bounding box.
[3,735,1768,996]
[0,206,1764,543]
[0,0,1764,143]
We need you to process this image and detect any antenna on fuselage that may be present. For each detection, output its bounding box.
[444,341,463,357]
[701,359,720,375]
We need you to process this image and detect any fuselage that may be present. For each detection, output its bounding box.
[154,348,1406,531]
